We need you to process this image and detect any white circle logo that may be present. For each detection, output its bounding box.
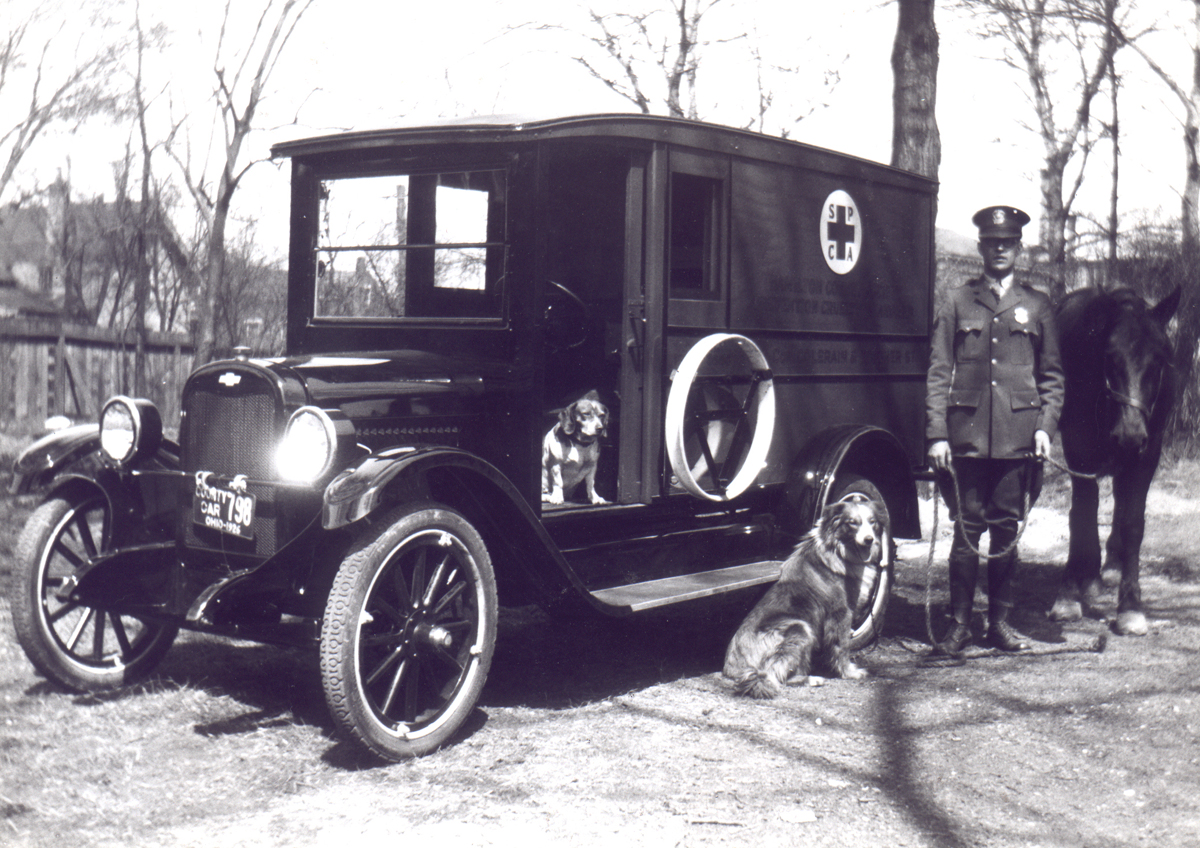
[821,190,862,275]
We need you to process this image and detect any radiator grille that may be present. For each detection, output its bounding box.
[182,378,278,478]
[180,368,282,556]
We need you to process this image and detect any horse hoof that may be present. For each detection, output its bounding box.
[1114,611,1149,636]
[1049,599,1083,622]
[1101,568,1121,588]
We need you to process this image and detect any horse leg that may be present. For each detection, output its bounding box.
[1102,495,1123,588]
[1109,467,1154,636]
[1050,475,1103,621]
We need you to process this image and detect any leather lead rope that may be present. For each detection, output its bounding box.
[923,454,1099,645]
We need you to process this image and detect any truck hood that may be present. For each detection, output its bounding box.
[266,349,523,413]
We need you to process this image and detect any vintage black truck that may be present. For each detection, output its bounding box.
[11,114,936,761]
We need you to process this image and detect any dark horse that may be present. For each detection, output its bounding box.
[1048,285,1181,635]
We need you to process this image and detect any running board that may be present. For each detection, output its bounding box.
[590,560,781,613]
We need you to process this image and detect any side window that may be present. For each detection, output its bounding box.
[669,172,722,300]
[315,169,505,320]
[667,152,728,329]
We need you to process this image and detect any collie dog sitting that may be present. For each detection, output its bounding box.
[723,496,884,698]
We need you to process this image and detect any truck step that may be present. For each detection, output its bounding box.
[590,560,781,613]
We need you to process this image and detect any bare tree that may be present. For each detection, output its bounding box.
[165,0,314,365]
[521,1,837,137]
[891,0,941,180]
[1116,3,1200,262]
[540,0,727,119]
[126,3,172,394]
[1113,1,1200,445]
[0,1,127,204]
[962,0,1124,297]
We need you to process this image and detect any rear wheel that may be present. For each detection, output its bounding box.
[828,474,894,650]
[320,503,497,760]
[12,493,177,691]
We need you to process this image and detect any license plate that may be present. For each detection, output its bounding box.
[193,474,257,539]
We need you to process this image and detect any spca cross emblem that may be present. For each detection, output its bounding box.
[822,189,862,275]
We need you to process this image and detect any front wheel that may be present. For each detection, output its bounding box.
[828,474,895,650]
[12,493,177,691]
[320,503,498,760]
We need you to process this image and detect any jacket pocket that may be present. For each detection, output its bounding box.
[1006,318,1041,364]
[954,318,987,360]
[1011,391,1041,411]
[949,389,981,409]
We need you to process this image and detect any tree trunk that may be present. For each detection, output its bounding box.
[890,0,941,181]
[1184,1,1200,264]
[1170,0,1200,446]
[1039,152,1070,301]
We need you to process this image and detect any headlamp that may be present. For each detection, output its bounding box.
[99,396,162,466]
[277,406,341,483]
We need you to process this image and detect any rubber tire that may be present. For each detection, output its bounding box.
[320,503,498,761]
[12,494,177,691]
[665,333,776,501]
[828,473,895,650]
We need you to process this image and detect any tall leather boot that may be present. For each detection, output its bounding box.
[937,604,972,656]
[987,604,1030,652]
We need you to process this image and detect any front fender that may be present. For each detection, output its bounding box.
[321,446,595,611]
[12,425,182,548]
[11,424,101,495]
[322,446,529,530]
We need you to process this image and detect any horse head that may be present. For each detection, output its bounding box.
[1100,287,1180,455]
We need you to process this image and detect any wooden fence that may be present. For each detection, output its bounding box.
[0,318,193,433]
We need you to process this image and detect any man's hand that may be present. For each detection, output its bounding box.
[1034,429,1052,460]
[928,439,951,471]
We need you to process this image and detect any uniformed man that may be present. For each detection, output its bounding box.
[925,206,1065,654]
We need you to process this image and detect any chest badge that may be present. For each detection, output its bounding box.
[1014,306,1029,325]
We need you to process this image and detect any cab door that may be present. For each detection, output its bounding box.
[630,147,736,503]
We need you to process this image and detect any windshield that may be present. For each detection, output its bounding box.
[314,169,506,320]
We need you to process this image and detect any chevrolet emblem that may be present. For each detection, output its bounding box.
[218,372,242,387]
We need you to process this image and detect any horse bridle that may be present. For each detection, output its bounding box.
[1104,367,1163,419]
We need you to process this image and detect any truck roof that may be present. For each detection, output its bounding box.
[270,113,938,193]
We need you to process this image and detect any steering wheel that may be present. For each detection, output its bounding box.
[544,280,590,351]
[664,333,776,501]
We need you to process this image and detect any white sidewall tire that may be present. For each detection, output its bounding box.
[665,333,775,501]
[12,495,176,691]
[320,503,497,761]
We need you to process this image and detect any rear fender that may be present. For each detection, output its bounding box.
[784,425,920,540]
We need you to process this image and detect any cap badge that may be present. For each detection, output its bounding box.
[993,209,1007,224]
[1014,306,1029,324]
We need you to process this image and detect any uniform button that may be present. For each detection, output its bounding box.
[991,358,998,364]
[991,380,997,386]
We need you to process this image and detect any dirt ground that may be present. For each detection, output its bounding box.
[1,460,1199,848]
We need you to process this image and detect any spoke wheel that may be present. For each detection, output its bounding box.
[665,333,775,501]
[828,474,895,650]
[320,503,497,761]
[12,494,177,691]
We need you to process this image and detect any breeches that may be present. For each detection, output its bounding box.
[939,457,1032,612]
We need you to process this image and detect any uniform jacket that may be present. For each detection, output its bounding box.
[926,276,1065,459]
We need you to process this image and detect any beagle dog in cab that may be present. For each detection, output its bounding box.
[542,391,609,505]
